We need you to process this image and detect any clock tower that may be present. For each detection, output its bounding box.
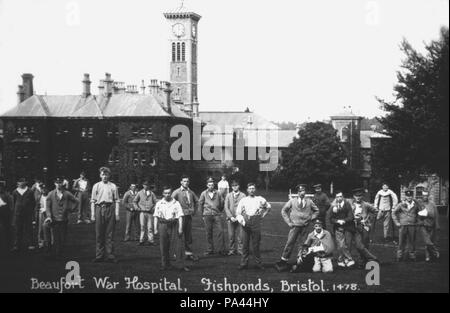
[164,5,201,117]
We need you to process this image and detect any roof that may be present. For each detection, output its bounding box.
[360,130,391,149]
[330,109,362,120]
[1,94,190,119]
[164,4,201,20]
[199,111,280,132]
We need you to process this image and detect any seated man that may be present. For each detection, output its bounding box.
[292,219,335,273]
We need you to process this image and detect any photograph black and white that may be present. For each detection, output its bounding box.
[0,0,448,300]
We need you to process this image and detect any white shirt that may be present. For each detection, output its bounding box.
[236,196,271,217]
[79,180,88,192]
[154,199,184,220]
[17,187,28,196]
[40,195,47,213]
[0,197,6,207]
[218,180,229,191]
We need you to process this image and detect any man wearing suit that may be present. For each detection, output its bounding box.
[172,175,199,261]
[12,178,36,252]
[275,184,319,272]
[0,182,12,255]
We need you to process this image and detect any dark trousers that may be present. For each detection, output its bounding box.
[241,217,262,266]
[50,221,68,257]
[350,228,377,262]
[0,213,11,253]
[77,191,91,221]
[281,226,309,261]
[95,204,116,259]
[397,225,416,260]
[124,210,140,241]
[182,215,194,255]
[420,226,439,259]
[203,215,225,253]
[13,212,33,250]
[159,221,185,267]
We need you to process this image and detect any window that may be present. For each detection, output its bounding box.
[176,42,181,61]
[177,67,180,77]
[147,127,153,137]
[140,152,147,166]
[133,151,139,167]
[181,42,186,61]
[87,128,94,139]
[132,127,139,137]
[172,43,176,62]
[177,88,181,96]
[81,128,87,138]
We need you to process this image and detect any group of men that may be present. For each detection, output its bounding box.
[0,168,441,274]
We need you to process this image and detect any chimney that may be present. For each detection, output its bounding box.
[140,80,146,95]
[98,80,105,95]
[161,81,172,114]
[21,73,34,100]
[82,73,91,97]
[148,79,159,95]
[17,85,25,104]
[103,73,113,97]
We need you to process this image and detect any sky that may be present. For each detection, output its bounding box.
[0,0,448,122]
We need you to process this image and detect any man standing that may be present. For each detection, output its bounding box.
[45,178,79,259]
[91,167,120,263]
[12,178,36,252]
[392,190,420,262]
[236,183,271,270]
[374,183,399,243]
[418,191,440,262]
[154,186,190,272]
[276,184,319,272]
[224,180,246,256]
[199,178,225,256]
[172,175,199,261]
[313,184,330,227]
[37,184,51,250]
[123,184,139,242]
[134,181,157,246]
[218,175,230,198]
[327,191,356,268]
[0,183,12,255]
[350,188,378,266]
[73,171,91,224]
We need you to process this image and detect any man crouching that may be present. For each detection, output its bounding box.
[291,219,334,273]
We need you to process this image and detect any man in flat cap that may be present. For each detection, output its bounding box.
[45,178,79,259]
[198,177,225,256]
[276,184,319,272]
[349,188,378,266]
[313,184,330,228]
[91,167,120,263]
[392,190,420,262]
[134,180,158,246]
[11,178,36,252]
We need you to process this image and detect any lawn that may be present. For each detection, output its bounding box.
[0,200,448,293]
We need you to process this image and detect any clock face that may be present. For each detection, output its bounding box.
[172,23,185,37]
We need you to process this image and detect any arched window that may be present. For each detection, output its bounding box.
[176,42,181,61]
[172,43,176,62]
[181,42,186,61]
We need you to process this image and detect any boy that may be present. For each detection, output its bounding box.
[154,186,189,272]
[236,183,271,270]
[133,181,158,246]
[276,184,319,272]
[123,184,139,242]
[224,180,246,256]
[45,178,79,259]
[172,175,199,261]
[302,219,335,273]
[73,171,91,224]
[91,167,120,263]
[326,191,355,268]
[418,191,440,262]
[392,190,420,262]
[199,178,225,256]
[375,183,399,243]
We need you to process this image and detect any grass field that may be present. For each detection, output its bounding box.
[0,200,448,293]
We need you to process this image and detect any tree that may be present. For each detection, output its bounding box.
[377,27,449,183]
[280,122,357,192]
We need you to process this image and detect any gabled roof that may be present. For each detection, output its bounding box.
[1,93,190,119]
[199,111,280,132]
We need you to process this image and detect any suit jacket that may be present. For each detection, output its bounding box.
[122,190,137,211]
[198,190,224,216]
[12,188,36,216]
[313,192,331,217]
[281,197,319,227]
[392,200,420,226]
[46,189,79,222]
[350,200,377,231]
[326,199,354,231]
[224,191,246,219]
[172,187,199,216]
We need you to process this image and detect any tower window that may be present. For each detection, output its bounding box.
[172,43,176,62]
[181,42,186,61]
[176,42,181,62]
